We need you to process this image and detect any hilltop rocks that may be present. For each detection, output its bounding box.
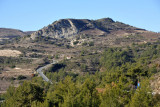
[31,19,95,39]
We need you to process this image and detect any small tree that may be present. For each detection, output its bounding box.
[17,75,26,80]
[88,41,94,46]
[73,41,79,45]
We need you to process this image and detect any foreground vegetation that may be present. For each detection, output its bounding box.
[1,42,160,107]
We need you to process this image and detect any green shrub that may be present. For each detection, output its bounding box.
[73,41,79,45]
[17,75,26,80]
[82,42,88,46]
[88,41,94,46]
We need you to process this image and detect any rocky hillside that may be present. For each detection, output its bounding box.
[30,18,145,40]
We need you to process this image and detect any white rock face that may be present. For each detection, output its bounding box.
[30,19,98,40]
[31,19,81,40]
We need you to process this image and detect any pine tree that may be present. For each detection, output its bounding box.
[129,79,153,107]
[4,81,44,107]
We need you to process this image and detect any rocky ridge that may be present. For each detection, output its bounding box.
[30,18,144,40]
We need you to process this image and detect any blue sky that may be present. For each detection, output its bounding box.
[0,0,160,32]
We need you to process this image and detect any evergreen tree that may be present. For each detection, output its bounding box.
[4,82,44,107]
[78,79,100,107]
[129,79,153,107]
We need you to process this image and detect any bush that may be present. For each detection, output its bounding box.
[73,41,79,45]
[88,41,94,46]
[80,64,87,72]
[10,65,16,68]
[17,75,26,80]
[10,77,16,81]
[82,42,88,46]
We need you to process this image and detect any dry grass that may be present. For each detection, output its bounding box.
[0,67,33,78]
[0,49,21,57]
[150,73,160,94]
[0,67,33,94]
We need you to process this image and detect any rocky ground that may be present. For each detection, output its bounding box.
[151,73,160,94]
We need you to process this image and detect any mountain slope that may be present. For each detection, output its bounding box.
[0,28,25,38]
[30,18,145,40]
[0,28,35,40]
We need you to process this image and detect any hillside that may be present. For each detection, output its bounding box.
[30,18,144,39]
[28,18,160,48]
[0,28,35,42]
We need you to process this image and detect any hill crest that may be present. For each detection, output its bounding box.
[30,18,145,40]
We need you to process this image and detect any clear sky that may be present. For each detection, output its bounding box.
[0,0,160,32]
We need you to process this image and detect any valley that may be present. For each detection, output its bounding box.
[0,18,160,106]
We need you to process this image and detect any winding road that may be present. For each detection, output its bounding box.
[36,60,57,84]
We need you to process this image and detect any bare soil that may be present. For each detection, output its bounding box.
[0,49,21,57]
